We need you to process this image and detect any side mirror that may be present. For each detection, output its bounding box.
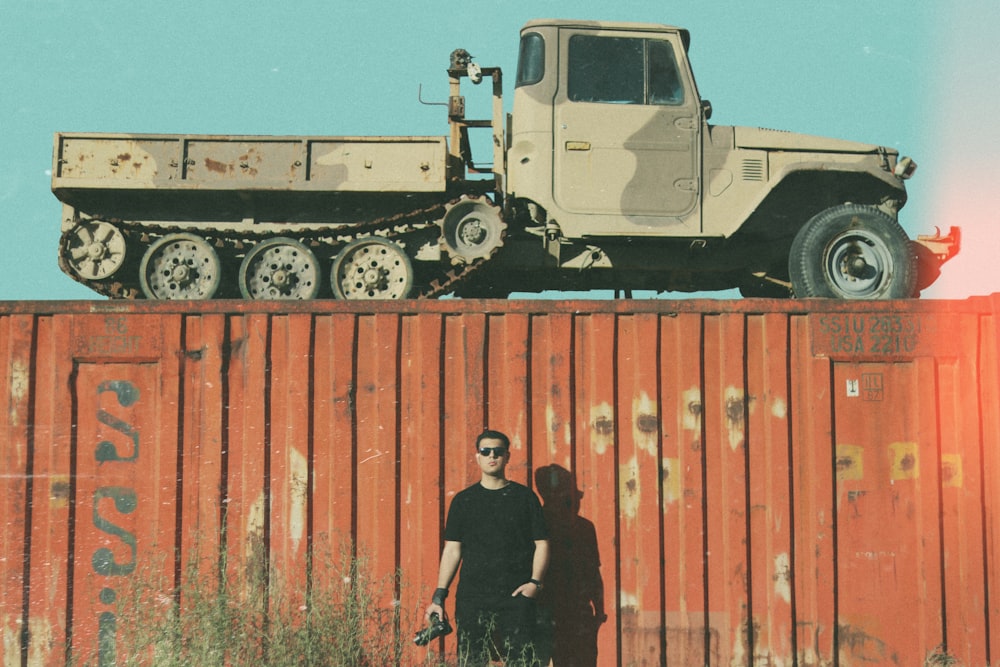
[701,99,713,121]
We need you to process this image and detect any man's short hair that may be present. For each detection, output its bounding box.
[476,429,510,450]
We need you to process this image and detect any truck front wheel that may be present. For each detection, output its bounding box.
[789,204,916,299]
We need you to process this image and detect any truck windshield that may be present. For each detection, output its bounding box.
[568,35,684,105]
[516,32,545,87]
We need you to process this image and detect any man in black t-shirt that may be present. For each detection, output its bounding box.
[425,429,549,665]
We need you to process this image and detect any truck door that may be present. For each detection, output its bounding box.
[553,28,700,232]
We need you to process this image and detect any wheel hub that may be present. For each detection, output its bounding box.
[238,238,320,300]
[87,242,106,261]
[170,263,191,283]
[362,267,384,290]
[458,220,488,246]
[845,254,870,278]
[271,268,290,289]
[826,231,892,297]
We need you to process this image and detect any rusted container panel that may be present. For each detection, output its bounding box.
[2,296,999,666]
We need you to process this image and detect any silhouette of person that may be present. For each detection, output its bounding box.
[533,465,606,667]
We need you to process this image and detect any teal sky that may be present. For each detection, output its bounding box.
[2,1,996,301]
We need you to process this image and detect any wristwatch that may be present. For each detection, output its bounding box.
[529,578,544,590]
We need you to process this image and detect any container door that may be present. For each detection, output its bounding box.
[831,359,945,666]
[66,315,180,666]
[552,27,700,232]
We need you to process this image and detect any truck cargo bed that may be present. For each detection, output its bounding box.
[52,133,450,202]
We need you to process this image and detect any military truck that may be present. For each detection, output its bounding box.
[53,19,959,301]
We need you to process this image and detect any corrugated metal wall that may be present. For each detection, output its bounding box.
[2,296,999,666]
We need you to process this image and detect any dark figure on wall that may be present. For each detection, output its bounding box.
[533,465,606,667]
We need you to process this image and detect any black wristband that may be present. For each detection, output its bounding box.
[529,579,543,590]
[431,587,448,606]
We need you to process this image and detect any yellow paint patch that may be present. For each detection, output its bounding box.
[889,442,919,480]
[619,590,639,609]
[662,457,680,506]
[619,455,640,520]
[941,454,963,488]
[681,388,701,432]
[546,404,571,457]
[632,391,659,455]
[289,447,308,552]
[247,491,266,539]
[9,359,27,402]
[771,396,787,419]
[836,445,864,481]
[50,475,71,509]
[28,616,54,664]
[590,402,614,455]
[724,386,746,451]
[4,617,22,667]
[9,359,28,427]
[774,552,792,604]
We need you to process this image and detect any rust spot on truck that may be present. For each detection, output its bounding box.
[204,158,230,174]
[117,153,132,162]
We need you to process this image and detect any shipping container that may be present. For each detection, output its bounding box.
[2,295,999,666]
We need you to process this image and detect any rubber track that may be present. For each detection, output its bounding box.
[59,195,500,300]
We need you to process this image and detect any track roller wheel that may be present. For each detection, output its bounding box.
[239,237,320,300]
[331,237,414,299]
[139,233,221,300]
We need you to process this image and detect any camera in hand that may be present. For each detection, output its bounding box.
[413,612,453,646]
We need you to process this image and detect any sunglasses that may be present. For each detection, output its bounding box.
[478,447,509,458]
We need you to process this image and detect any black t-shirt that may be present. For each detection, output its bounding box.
[444,481,548,601]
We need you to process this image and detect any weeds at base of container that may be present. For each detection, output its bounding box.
[455,613,542,667]
[86,538,455,667]
[925,644,962,667]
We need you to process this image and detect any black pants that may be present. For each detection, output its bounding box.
[455,594,538,666]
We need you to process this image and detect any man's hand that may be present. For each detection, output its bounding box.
[425,586,449,622]
[512,580,542,598]
[424,602,446,622]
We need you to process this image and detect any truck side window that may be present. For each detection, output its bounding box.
[516,32,545,87]
[648,40,684,105]
[568,35,684,106]
[569,36,643,103]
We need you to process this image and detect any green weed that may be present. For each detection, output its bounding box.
[97,539,453,667]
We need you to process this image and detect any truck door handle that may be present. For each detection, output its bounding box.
[565,141,591,151]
